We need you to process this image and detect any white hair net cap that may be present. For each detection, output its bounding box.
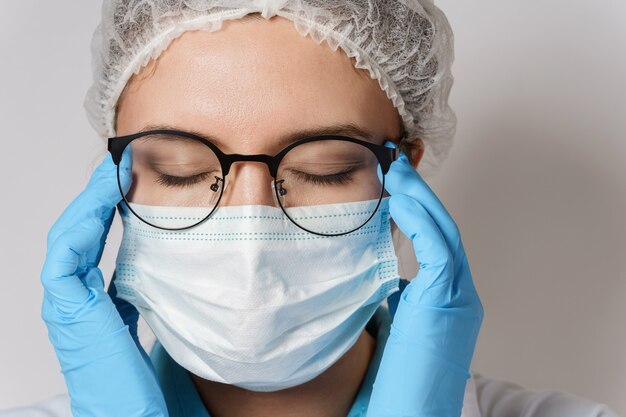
[84,0,457,178]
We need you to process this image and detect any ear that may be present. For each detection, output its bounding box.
[394,137,425,170]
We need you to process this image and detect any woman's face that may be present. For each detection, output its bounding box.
[115,14,419,207]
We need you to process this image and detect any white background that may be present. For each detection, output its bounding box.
[0,1,624,414]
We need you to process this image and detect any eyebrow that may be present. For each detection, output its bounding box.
[138,122,378,149]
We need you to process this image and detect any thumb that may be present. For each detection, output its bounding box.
[83,268,105,290]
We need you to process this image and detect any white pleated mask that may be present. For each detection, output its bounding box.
[114,196,400,391]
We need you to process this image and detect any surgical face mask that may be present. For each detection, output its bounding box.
[114,196,401,391]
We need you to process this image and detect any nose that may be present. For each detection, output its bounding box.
[218,161,277,207]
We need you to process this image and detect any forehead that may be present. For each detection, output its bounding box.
[115,16,400,151]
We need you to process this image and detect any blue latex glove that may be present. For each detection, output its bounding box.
[372,143,484,417]
[40,148,169,417]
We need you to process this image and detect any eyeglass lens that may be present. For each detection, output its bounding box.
[118,133,384,234]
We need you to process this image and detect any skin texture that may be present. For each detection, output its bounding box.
[115,12,424,417]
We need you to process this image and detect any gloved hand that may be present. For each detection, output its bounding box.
[370,143,484,417]
[40,148,169,417]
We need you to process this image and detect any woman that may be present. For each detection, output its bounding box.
[6,1,618,417]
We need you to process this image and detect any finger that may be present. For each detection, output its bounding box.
[47,153,117,244]
[41,218,104,311]
[47,148,132,253]
[85,145,133,268]
[389,193,456,305]
[83,267,105,290]
[377,144,461,261]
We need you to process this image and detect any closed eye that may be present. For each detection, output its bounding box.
[290,169,354,185]
[155,172,212,188]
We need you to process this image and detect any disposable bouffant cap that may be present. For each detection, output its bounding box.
[84,0,457,178]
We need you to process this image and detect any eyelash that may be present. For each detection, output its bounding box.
[291,169,354,185]
[155,172,212,188]
[155,170,354,188]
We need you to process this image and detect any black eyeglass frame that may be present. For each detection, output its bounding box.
[108,128,400,236]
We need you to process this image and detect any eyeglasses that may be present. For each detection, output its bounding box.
[108,128,399,236]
